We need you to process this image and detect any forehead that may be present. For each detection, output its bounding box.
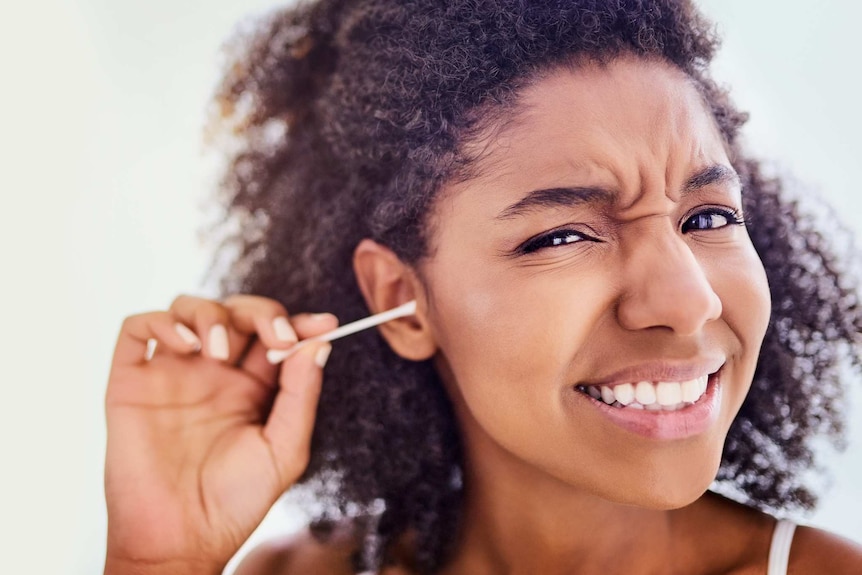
[455,56,728,206]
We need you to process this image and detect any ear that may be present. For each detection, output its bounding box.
[352,238,437,361]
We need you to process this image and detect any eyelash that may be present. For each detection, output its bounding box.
[518,226,599,255]
[681,207,747,233]
[516,207,747,255]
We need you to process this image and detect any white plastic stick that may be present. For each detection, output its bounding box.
[266,300,417,364]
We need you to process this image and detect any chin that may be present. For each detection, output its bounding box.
[570,442,724,511]
[609,455,722,510]
[625,484,711,511]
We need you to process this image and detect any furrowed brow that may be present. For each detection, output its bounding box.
[683,164,741,194]
[495,186,615,220]
[495,165,739,221]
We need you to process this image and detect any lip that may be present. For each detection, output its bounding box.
[575,367,724,440]
[581,357,726,387]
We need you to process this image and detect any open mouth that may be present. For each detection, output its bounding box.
[574,371,717,412]
[572,366,725,440]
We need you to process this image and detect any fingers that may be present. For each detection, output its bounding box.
[112,294,340,377]
[288,313,340,340]
[236,311,339,385]
[166,294,331,366]
[262,340,332,485]
[220,295,337,382]
[113,311,203,367]
[169,295,241,363]
[108,293,339,492]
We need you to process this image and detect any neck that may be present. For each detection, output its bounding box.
[440,423,713,575]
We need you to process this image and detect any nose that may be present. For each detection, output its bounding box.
[616,229,722,335]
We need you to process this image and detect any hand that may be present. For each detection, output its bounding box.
[103,295,338,574]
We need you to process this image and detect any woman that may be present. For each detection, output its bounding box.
[103,1,862,573]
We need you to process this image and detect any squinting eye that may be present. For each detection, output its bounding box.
[682,208,745,233]
[519,229,596,254]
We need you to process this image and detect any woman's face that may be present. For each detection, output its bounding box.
[418,57,771,508]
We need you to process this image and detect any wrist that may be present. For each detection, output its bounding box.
[104,555,224,575]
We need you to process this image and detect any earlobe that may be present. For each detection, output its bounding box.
[352,239,437,361]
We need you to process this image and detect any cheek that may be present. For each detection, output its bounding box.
[429,263,551,390]
[708,243,771,424]
[713,244,771,358]
[424,248,617,439]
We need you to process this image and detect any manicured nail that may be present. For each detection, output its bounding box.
[272,316,298,343]
[208,324,229,360]
[311,313,335,322]
[174,323,201,351]
[314,343,332,368]
[145,338,158,361]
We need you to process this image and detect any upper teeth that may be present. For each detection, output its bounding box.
[579,375,709,410]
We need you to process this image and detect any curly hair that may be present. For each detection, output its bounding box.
[207,1,862,572]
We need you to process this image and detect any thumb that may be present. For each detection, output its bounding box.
[262,341,331,488]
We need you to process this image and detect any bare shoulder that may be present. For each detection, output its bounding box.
[232,524,359,575]
[682,494,862,575]
[788,525,862,574]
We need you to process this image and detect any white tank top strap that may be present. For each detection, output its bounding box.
[767,519,797,575]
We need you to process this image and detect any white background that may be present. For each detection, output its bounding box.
[1,1,860,573]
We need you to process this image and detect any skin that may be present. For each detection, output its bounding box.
[104,57,862,575]
[103,294,338,574]
[406,56,772,573]
[422,55,768,511]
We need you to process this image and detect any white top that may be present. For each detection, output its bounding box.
[767,520,797,575]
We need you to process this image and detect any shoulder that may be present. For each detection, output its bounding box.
[677,494,862,575]
[788,525,862,574]
[231,524,360,575]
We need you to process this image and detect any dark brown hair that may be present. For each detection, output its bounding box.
[208,1,862,572]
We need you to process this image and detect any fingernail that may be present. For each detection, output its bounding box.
[314,343,332,368]
[266,348,286,365]
[174,323,201,351]
[272,316,298,343]
[208,324,229,360]
[311,313,335,322]
[145,338,158,361]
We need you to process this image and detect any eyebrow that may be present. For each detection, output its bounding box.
[495,164,741,220]
[683,164,740,194]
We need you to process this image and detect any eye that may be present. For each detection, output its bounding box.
[518,227,598,255]
[681,207,745,233]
